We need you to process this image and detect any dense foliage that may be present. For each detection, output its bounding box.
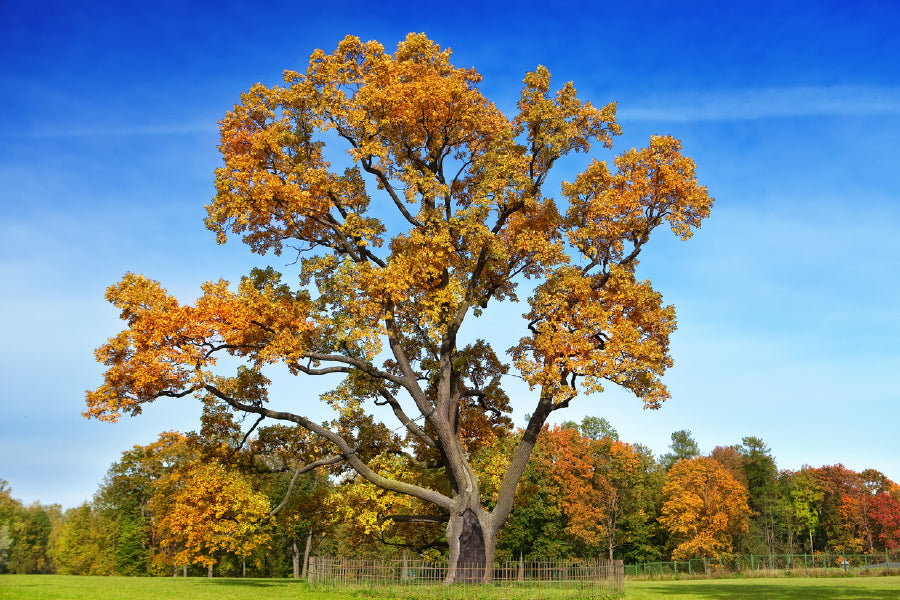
[3,423,898,576]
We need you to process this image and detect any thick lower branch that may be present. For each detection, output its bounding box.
[491,391,556,525]
[382,514,449,524]
[203,385,453,511]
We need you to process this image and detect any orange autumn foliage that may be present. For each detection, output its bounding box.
[660,456,750,560]
[543,426,645,559]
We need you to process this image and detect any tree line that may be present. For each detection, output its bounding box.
[2,417,898,576]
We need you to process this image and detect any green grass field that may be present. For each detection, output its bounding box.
[1,575,898,600]
[625,576,900,599]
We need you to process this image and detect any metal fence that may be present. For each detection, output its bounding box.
[307,556,624,599]
[626,550,900,578]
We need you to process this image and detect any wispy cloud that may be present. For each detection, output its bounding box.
[22,122,219,138]
[618,86,900,122]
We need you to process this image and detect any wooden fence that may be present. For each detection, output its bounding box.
[307,556,624,598]
[626,550,900,578]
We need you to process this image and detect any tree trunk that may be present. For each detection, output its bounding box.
[208,562,214,578]
[457,509,486,582]
[439,393,555,584]
[445,507,498,583]
[291,538,300,580]
[301,529,312,580]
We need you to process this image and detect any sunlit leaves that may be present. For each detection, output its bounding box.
[660,457,750,560]
[154,461,271,568]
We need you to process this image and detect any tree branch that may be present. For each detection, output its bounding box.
[203,385,453,511]
[373,387,437,448]
[269,454,346,517]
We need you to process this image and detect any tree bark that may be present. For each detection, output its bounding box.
[301,529,312,580]
[454,509,485,583]
[444,503,503,584]
[291,538,300,580]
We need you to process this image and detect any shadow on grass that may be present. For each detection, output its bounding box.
[192,579,304,588]
[644,581,899,600]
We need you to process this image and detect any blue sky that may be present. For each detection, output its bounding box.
[1,0,898,508]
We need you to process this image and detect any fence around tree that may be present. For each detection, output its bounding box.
[625,550,900,578]
[307,556,624,598]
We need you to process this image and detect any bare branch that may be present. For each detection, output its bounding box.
[231,414,265,457]
[269,454,346,517]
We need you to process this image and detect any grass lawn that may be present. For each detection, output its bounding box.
[0,576,330,600]
[625,576,900,599]
[1,574,899,599]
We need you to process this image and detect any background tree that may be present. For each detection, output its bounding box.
[561,416,619,441]
[85,33,713,582]
[52,504,115,575]
[814,464,866,553]
[661,430,701,471]
[0,479,21,573]
[93,445,158,575]
[738,437,781,558]
[154,460,272,577]
[659,456,749,560]
[544,424,645,559]
[788,467,824,553]
[870,485,900,551]
[6,502,62,574]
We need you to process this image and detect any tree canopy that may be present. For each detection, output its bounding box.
[85,33,713,582]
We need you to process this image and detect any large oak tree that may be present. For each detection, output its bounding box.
[86,33,712,582]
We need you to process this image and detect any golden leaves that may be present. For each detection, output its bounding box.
[154,460,272,565]
[563,135,713,267]
[515,65,621,177]
[660,456,750,560]
[512,263,674,408]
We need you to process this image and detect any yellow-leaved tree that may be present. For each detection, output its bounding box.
[85,33,713,582]
[659,456,750,561]
[153,461,271,575]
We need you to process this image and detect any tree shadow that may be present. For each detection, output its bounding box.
[194,579,302,588]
